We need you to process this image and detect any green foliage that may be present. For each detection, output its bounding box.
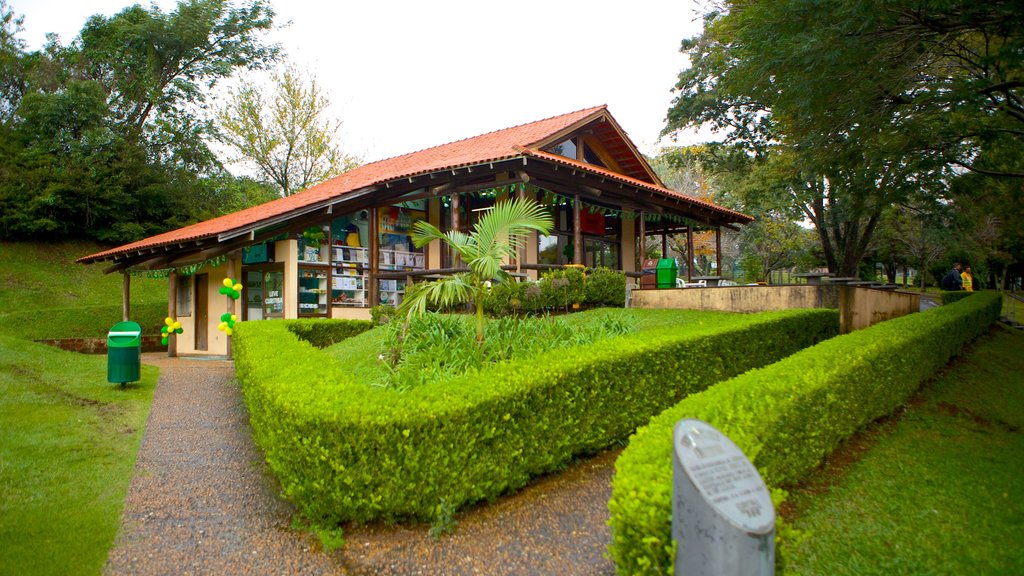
[376,312,636,391]
[0,334,157,575]
[784,326,1024,575]
[233,308,837,526]
[940,290,975,305]
[218,63,359,196]
[539,267,586,310]
[400,198,554,341]
[608,292,1002,575]
[429,499,459,541]
[0,0,280,242]
[370,304,399,326]
[583,267,626,308]
[481,278,524,317]
[284,318,372,349]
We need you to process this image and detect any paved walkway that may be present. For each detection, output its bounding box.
[106,354,616,575]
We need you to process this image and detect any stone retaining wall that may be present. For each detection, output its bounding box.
[34,336,166,354]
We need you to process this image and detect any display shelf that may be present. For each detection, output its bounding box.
[298,266,329,316]
[332,245,369,307]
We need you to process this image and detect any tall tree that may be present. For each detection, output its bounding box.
[0,0,280,242]
[217,64,359,196]
[72,0,279,170]
[665,0,1021,276]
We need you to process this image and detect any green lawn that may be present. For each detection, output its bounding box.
[0,334,158,576]
[782,324,1024,575]
[0,241,166,338]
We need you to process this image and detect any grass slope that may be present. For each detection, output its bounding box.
[782,325,1024,575]
[0,241,166,338]
[0,334,158,576]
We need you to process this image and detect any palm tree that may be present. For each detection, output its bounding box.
[398,198,554,342]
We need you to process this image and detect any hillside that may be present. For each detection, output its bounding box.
[0,242,167,339]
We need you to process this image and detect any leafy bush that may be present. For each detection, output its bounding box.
[608,292,1001,575]
[940,290,974,305]
[481,279,524,317]
[540,267,586,310]
[284,318,372,348]
[233,308,838,527]
[370,304,398,326]
[585,267,626,308]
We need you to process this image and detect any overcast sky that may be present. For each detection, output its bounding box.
[9,0,706,164]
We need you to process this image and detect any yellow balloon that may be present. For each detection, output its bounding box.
[222,278,233,288]
[233,283,243,292]
[172,321,182,331]
[165,317,174,326]
[230,314,238,322]
[218,321,228,331]
[225,327,234,337]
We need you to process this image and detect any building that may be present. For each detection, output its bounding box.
[78,105,752,356]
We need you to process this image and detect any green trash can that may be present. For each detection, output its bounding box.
[656,258,678,288]
[107,321,142,384]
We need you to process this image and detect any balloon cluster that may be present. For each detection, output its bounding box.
[161,317,183,346]
[219,277,243,299]
[218,312,238,337]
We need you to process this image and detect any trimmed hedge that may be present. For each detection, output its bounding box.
[234,309,838,526]
[285,318,372,348]
[608,291,1002,575]
[941,290,975,305]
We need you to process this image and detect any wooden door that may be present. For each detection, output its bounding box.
[195,273,208,351]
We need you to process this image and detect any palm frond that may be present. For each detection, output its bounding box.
[473,199,554,254]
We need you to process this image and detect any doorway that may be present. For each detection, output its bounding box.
[195,273,208,351]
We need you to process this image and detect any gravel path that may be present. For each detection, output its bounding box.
[106,354,617,576]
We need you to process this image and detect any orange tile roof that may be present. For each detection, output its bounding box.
[79,105,750,264]
[522,149,753,223]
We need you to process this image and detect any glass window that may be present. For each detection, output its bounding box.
[539,234,572,265]
[176,275,192,316]
[546,138,577,160]
[585,238,620,269]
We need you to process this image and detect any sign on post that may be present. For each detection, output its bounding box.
[672,419,775,576]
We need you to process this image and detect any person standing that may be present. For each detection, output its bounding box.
[961,265,974,292]
[942,262,963,291]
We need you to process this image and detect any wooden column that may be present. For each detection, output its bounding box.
[226,256,235,360]
[638,212,647,267]
[368,206,379,306]
[516,185,527,272]
[662,230,668,259]
[167,270,177,358]
[715,227,722,277]
[122,272,131,321]
[686,226,695,283]
[451,193,461,267]
[573,195,583,265]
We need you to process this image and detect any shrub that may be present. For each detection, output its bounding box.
[233,309,838,527]
[585,267,626,308]
[940,290,974,305]
[370,304,398,326]
[481,279,524,317]
[285,318,373,348]
[541,267,586,310]
[608,292,1001,575]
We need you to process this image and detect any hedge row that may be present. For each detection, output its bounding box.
[285,318,372,348]
[940,290,976,305]
[608,291,1001,575]
[233,309,838,526]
